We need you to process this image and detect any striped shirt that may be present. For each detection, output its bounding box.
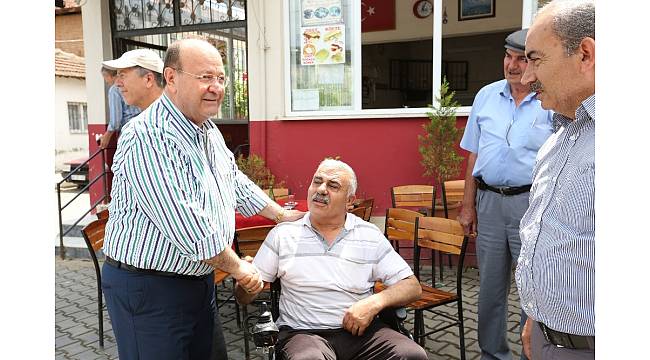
[515,95,595,336]
[106,85,140,132]
[104,93,270,276]
[254,212,413,330]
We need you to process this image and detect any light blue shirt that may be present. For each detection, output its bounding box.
[107,84,140,132]
[460,79,554,186]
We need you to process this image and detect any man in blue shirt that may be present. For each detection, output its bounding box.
[99,66,140,149]
[458,29,554,360]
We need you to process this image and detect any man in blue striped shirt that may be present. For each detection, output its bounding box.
[458,29,554,360]
[516,1,595,359]
[102,38,305,360]
[98,66,140,149]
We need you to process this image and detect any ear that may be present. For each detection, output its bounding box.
[578,37,595,72]
[346,194,357,207]
[163,67,176,91]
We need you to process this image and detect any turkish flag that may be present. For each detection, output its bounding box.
[361,0,395,32]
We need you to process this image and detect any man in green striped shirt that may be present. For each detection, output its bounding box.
[102,38,304,360]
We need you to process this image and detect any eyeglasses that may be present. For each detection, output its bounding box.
[173,68,228,87]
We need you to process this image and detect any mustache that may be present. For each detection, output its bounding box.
[529,80,543,92]
[312,193,330,204]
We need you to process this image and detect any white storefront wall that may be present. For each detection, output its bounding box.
[54,76,88,168]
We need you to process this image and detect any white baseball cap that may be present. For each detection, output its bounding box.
[102,49,164,74]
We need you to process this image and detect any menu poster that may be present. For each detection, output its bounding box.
[301,0,342,26]
[300,25,345,66]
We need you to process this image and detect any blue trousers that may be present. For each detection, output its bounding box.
[102,263,221,360]
[476,189,529,360]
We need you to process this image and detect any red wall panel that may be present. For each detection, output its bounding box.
[250,116,469,215]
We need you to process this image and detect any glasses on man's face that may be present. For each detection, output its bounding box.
[174,68,228,87]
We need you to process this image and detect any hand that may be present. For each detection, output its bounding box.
[522,318,533,360]
[237,272,264,297]
[99,134,110,149]
[232,259,263,293]
[342,296,380,336]
[457,205,477,238]
[280,209,306,223]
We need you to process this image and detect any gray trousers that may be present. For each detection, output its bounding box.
[476,189,529,360]
[531,320,595,360]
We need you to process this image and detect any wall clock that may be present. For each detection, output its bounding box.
[413,0,433,19]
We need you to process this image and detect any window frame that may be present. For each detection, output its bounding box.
[67,102,88,134]
[283,0,443,118]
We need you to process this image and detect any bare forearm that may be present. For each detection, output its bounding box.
[258,202,305,223]
[234,282,263,304]
[373,276,421,310]
[203,246,245,278]
[462,152,478,208]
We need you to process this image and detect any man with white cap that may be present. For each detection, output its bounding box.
[102,48,164,111]
[99,49,164,148]
[457,29,554,360]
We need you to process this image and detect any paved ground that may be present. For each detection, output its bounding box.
[55,257,524,360]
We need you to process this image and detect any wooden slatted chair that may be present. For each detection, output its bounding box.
[412,216,468,359]
[356,198,374,221]
[265,188,290,201]
[440,180,465,219]
[390,185,436,258]
[348,206,367,219]
[384,208,423,261]
[96,208,109,220]
[81,218,108,348]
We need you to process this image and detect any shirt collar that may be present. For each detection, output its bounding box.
[302,211,355,232]
[551,94,595,131]
[499,80,537,104]
[159,93,215,136]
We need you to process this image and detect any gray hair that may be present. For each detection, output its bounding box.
[540,0,595,56]
[135,66,164,88]
[318,159,358,197]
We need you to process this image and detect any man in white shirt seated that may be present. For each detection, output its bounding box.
[235,159,427,360]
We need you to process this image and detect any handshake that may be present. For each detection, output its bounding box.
[234,256,264,296]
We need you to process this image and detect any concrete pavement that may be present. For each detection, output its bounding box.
[55,257,524,360]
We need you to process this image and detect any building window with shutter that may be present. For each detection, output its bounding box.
[67,102,88,133]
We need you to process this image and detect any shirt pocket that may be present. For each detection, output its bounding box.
[524,123,553,151]
[333,256,373,295]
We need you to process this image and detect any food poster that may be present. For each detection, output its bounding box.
[301,0,342,26]
[301,25,345,66]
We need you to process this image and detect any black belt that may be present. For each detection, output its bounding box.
[104,256,210,281]
[538,322,595,350]
[475,177,531,196]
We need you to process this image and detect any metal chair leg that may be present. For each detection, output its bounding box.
[242,304,250,359]
[458,298,466,360]
[98,289,104,348]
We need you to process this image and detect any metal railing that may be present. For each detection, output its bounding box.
[56,148,110,259]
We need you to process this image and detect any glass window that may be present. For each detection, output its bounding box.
[288,0,355,111]
[68,102,88,133]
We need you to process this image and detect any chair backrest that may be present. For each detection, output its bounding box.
[414,216,468,289]
[82,218,108,253]
[357,198,374,221]
[266,188,290,201]
[96,209,109,220]
[349,206,366,219]
[234,225,276,258]
[384,208,424,243]
[442,180,465,204]
[391,185,436,213]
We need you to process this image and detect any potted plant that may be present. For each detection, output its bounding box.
[236,154,285,199]
[418,78,465,217]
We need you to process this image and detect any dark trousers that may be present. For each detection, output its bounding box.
[276,319,428,360]
[101,263,217,360]
[530,321,595,360]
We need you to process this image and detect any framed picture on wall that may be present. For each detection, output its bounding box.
[458,0,495,21]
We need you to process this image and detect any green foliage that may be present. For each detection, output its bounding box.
[235,154,284,189]
[418,78,465,185]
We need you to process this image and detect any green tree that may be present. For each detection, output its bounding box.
[418,78,464,196]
